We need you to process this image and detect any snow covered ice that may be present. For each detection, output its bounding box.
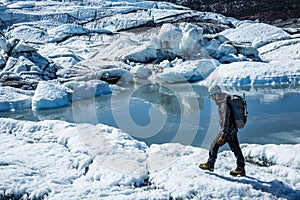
[0,0,300,199]
[0,119,299,199]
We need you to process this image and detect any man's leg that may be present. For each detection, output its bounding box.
[228,133,246,176]
[228,134,245,168]
[206,133,222,168]
[199,133,222,171]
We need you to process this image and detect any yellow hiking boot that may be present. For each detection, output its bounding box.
[199,163,214,172]
[230,167,246,176]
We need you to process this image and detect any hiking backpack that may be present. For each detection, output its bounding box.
[228,94,248,129]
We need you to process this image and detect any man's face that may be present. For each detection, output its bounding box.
[211,94,217,101]
[211,93,218,102]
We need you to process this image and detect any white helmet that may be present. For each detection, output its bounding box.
[208,85,221,98]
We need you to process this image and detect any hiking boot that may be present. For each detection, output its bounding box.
[230,167,246,176]
[199,163,214,172]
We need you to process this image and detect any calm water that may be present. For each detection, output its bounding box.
[1,83,300,148]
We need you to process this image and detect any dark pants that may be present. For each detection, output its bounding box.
[207,130,245,168]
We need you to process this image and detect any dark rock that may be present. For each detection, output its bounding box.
[155,0,300,23]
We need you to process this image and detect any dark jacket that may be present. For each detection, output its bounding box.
[216,93,236,139]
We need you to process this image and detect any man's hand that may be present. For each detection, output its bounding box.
[217,137,225,145]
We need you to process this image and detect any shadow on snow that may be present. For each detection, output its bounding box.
[208,173,300,200]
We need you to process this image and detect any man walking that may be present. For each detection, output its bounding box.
[199,85,246,176]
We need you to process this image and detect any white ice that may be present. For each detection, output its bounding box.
[0,118,299,199]
[204,60,300,86]
[0,86,32,111]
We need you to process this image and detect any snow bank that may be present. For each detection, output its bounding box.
[0,118,299,199]
[0,118,89,199]
[0,118,149,199]
[204,61,300,86]
[242,144,300,170]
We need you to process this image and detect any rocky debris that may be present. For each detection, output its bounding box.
[157,0,300,22]
[0,79,37,90]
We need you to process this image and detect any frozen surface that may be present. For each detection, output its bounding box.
[0,1,300,199]
[0,118,299,199]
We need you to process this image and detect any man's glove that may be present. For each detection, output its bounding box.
[217,137,225,145]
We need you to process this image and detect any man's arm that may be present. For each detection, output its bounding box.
[218,97,232,144]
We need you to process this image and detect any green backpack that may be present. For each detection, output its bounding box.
[228,94,248,129]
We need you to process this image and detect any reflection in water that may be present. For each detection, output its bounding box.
[0,83,299,147]
[108,83,208,145]
[130,83,206,113]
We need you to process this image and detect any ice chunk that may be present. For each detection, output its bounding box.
[159,59,219,83]
[205,61,300,86]
[258,38,300,61]
[0,86,32,111]
[63,80,112,101]
[48,24,90,43]
[221,22,291,47]
[32,81,69,110]
[179,25,204,59]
